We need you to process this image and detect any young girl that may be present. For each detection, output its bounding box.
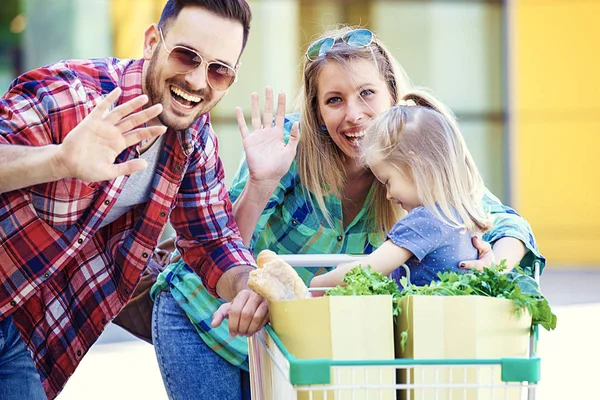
[310,90,493,288]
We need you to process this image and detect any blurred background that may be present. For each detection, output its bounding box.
[1,0,598,398]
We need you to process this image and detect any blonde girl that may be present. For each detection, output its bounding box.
[310,90,494,288]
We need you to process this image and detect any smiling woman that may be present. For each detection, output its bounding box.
[148,23,546,400]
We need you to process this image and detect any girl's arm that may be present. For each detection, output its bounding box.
[310,240,413,288]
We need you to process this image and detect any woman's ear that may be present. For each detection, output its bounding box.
[143,24,160,61]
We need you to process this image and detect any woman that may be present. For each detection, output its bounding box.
[150,26,544,400]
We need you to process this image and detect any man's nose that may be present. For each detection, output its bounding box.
[185,63,209,91]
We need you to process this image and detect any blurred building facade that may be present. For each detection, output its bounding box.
[1,0,598,266]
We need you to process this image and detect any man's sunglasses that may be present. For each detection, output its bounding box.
[306,29,374,61]
[159,28,237,91]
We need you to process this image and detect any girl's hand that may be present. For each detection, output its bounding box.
[458,236,495,272]
[235,87,300,190]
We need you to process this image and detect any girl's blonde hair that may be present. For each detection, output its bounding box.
[296,26,412,237]
[362,89,493,233]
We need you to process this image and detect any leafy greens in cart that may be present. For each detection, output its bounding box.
[325,261,557,332]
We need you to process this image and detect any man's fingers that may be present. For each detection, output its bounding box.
[250,92,261,131]
[245,298,269,336]
[103,94,149,125]
[235,106,250,140]
[90,87,122,119]
[116,103,163,134]
[262,87,274,129]
[236,293,267,336]
[211,303,231,328]
[122,125,167,149]
[274,91,286,128]
[111,159,149,178]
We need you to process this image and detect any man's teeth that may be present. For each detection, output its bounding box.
[171,86,201,103]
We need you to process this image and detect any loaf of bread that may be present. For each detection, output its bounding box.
[248,250,309,302]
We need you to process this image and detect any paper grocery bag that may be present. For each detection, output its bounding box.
[396,295,532,400]
[269,295,396,400]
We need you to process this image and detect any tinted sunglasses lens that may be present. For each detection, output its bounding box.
[168,47,201,73]
[306,37,335,61]
[207,63,236,91]
[343,29,373,48]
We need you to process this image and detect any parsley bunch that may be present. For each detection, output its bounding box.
[325,265,403,318]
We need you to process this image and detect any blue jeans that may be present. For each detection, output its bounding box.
[152,291,251,400]
[0,316,47,400]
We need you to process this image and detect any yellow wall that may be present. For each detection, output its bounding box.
[514,0,600,265]
[111,0,164,59]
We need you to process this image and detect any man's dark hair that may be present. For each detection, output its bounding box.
[158,0,252,51]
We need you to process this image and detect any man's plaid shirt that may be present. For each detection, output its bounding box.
[0,57,254,398]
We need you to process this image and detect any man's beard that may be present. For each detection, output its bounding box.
[145,52,213,131]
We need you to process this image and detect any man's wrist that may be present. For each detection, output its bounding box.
[49,143,72,180]
[216,264,255,301]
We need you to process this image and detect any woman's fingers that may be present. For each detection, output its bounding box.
[251,92,261,131]
[262,87,274,129]
[235,106,250,140]
[274,91,286,128]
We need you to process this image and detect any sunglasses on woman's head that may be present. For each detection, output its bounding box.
[159,28,237,91]
[306,29,374,61]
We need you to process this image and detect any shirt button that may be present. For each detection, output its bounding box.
[124,288,131,295]
[43,273,50,279]
[160,212,167,218]
[104,200,110,206]
[337,235,343,242]
[175,164,182,172]
[142,252,149,258]
[101,318,107,325]
[76,350,82,357]
[292,219,298,226]
[77,238,84,244]
[10,300,16,307]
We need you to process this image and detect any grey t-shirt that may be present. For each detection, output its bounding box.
[99,135,166,228]
[388,206,477,287]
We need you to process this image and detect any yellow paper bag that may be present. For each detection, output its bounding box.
[269,295,396,400]
[396,295,532,400]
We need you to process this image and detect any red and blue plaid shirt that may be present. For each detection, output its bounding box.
[0,57,255,398]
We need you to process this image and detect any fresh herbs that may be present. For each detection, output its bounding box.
[325,265,403,318]
[325,261,557,332]
[398,261,557,332]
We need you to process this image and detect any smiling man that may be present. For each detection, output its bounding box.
[0,1,266,399]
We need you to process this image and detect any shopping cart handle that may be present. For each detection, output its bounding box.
[278,254,367,267]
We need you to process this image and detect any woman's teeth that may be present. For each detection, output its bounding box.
[344,131,365,141]
[170,86,201,108]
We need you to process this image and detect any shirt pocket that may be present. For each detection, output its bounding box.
[274,201,322,253]
[29,178,98,232]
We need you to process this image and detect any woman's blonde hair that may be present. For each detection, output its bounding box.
[295,26,412,237]
[362,89,492,233]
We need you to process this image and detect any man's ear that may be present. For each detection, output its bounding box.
[143,24,160,60]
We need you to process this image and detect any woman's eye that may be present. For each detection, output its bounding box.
[326,97,342,105]
[360,89,374,97]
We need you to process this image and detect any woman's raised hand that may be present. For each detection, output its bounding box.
[235,87,300,186]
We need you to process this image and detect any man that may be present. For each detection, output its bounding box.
[0,1,267,398]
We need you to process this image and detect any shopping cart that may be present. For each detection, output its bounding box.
[249,255,542,400]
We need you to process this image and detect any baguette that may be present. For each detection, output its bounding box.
[249,250,309,302]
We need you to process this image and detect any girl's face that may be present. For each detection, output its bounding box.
[369,161,420,212]
[316,59,393,159]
